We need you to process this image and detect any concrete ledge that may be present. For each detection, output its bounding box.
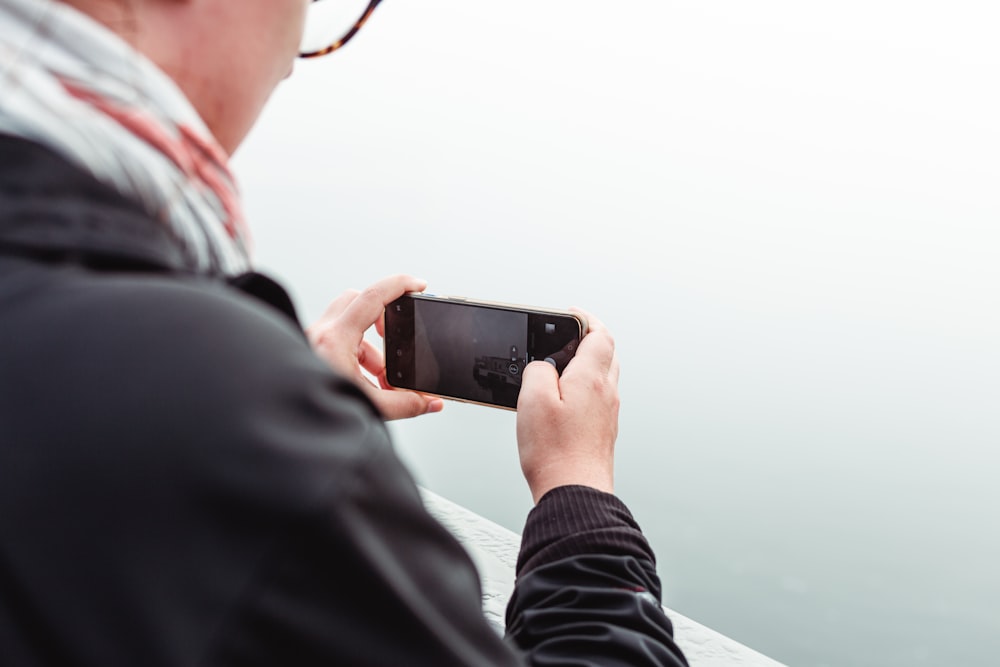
[421,488,785,667]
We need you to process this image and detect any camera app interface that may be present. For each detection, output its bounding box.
[386,297,581,409]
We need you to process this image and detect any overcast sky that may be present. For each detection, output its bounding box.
[237,0,997,326]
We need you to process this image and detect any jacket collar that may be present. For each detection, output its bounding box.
[0,134,304,328]
[0,133,190,272]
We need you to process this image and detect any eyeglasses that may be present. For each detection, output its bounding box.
[299,0,383,59]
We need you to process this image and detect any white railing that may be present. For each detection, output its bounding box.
[422,489,786,667]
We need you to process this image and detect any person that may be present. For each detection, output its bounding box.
[0,1,689,665]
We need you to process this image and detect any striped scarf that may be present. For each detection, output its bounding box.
[0,0,251,275]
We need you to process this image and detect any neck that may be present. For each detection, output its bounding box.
[58,0,139,43]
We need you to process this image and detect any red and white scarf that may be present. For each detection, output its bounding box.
[0,0,251,275]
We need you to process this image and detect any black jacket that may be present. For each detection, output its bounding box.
[0,134,688,667]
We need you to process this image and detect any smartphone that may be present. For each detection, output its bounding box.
[384,293,588,410]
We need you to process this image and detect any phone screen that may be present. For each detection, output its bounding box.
[384,295,584,409]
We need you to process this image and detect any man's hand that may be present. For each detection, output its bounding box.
[307,274,444,421]
[516,309,619,503]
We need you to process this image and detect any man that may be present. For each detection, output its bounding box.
[0,1,688,664]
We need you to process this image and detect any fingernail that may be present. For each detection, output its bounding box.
[427,399,444,413]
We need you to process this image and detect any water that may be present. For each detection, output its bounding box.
[234,2,1000,664]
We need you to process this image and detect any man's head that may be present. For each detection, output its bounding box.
[63,0,310,153]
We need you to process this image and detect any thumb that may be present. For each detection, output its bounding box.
[364,386,442,421]
[518,360,561,410]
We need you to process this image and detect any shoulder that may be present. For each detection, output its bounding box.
[0,265,416,664]
[5,265,388,506]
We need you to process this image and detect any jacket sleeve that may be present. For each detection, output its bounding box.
[505,486,690,667]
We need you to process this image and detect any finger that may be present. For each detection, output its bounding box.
[357,339,386,381]
[307,290,362,347]
[339,274,426,337]
[569,307,605,337]
[367,387,443,421]
[518,360,562,409]
[355,340,443,415]
[359,344,408,393]
[562,326,616,381]
[566,307,615,374]
[318,288,362,321]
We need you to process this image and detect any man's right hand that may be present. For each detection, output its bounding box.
[515,310,620,504]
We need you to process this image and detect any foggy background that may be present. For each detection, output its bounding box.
[233,2,999,665]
